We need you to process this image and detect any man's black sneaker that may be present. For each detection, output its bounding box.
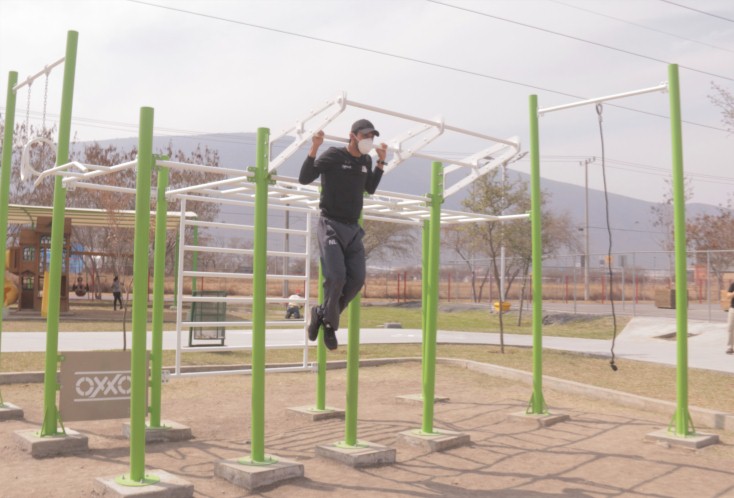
[324,325,338,351]
[308,306,322,341]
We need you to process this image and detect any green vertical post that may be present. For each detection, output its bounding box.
[316,265,326,410]
[40,31,78,437]
[149,166,169,428]
[421,219,429,390]
[172,233,179,307]
[527,95,546,415]
[421,162,443,434]
[342,214,364,447]
[117,107,158,486]
[668,64,692,436]
[246,127,272,464]
[0,71,18,407]
[191,226,198,293]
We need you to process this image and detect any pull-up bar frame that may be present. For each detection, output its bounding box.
[529,65,695,440]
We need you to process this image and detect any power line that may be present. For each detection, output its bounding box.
[124,0,728,134]
[426,0,734,82]
[550,0,734,54]
[659,0,734,24]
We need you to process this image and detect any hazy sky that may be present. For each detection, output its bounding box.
[1,0,732,205]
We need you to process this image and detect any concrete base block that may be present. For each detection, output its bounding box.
[507,411,571,428]
[122,420,193,443]
[395,393,449,405]
[316,440,396,468]
[0,402,24,420]
[286,405,345,422]
[215,456,304,491]
[14,428,89,458]
[94,468,194,497]
[398,428,471,452]
[645,429,720,449]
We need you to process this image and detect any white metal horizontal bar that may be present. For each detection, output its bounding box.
[156,159,244,177]
[183,270,308,280]
[181,294,303,302]
[62,159,137,186]
[538,83,668,116]
[412,151,477,169]
[183,244,252,256]
[183,219,309,236]
[171,365,311,378]
[166,174,251,197]
[13,56,65,91]
[181,320,251,327]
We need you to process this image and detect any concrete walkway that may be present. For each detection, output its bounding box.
[2,316,732,374]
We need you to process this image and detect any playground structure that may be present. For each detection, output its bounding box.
[0,29,717,495]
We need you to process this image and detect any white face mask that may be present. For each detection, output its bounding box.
[357,137,373,155]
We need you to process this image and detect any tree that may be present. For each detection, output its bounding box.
[452,167,579,352]
[709,82,734,133]
[687,195,734,291]
[0,120,222,290]
[361,219,417,263]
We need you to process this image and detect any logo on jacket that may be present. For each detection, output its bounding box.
[341,164,352,170]
[362,166,368,173]
[328,239,338,246]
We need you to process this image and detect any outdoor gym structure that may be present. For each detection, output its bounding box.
[0,29,713,495]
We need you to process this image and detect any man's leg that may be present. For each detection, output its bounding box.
[339,229,366,313]
[727,308,734,353]
[317,217,347,331]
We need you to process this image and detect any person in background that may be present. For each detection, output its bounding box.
[299,119,387,350]
[112,275,123,311]
[726,280,734,354]
[285,291,302,319]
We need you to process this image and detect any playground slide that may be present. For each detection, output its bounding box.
[4,250,20,307]
[3,280,20,307]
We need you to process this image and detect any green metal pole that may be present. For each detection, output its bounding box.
[40,31,78,437]
[172,233,179,307]
[149,166,169,428]
[316,264,326,410]
[0,71,18,407]
[528,94,546,415]
[191,226,198,294]
[668,64,692,436]
[421,162,443,434]
[421,219,429,392]
[247,127,271,464]
[120,107,157,485]
[343,214,364,447]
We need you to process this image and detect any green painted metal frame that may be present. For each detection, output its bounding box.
[0,71,18,407]
[527,94,547,415]
[117,107,158,486]
[149,165,169,428]
[40,30,79,436]
[420,162,443,434]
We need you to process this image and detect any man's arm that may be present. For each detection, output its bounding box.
[299,131,325,185]
[365,142,387,194]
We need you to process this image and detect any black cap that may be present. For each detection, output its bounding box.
[351,119,380,137]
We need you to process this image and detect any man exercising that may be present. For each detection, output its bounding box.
[299,119,387,350]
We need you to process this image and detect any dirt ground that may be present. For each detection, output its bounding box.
[2,362,734,498]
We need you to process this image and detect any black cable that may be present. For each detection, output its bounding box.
[659,0,734,24]
[595,103,618,371]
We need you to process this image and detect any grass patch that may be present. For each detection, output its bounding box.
[2,344,731,414]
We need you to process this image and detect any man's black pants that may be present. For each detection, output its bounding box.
[317,216,365,330]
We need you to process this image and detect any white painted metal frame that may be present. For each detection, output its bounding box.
[268,92,521,198]
[538,83,668,116]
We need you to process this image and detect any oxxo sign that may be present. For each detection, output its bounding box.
[60,351,148,422]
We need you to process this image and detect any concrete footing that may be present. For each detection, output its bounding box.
[286,405,345,422]
[398,428,470,452]
[122,420,193,443]
[316,440,396,468]
[645,429,720,449]
[507,411,570,428]
[14,428,89,458]
[395,393,449,405]
[215,456,304,491]
[0,402,24,420]
[94,469,194,497]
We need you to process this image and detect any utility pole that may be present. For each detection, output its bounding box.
[581,157,596,301]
